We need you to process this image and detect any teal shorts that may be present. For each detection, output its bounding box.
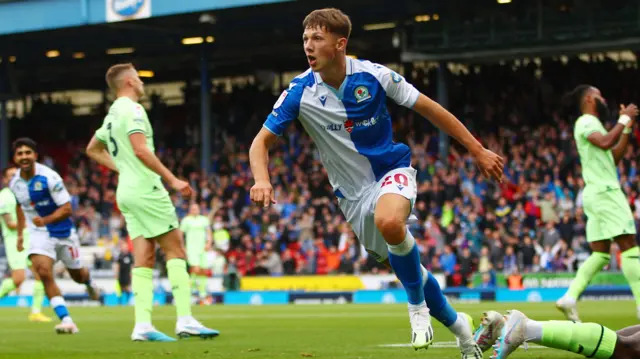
[117,187,179,240]
[583,188,637,242]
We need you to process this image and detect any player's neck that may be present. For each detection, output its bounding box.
[116,90,140,103]
[583,109,598,118]
[20,167,35,180]
[319,56,347,90]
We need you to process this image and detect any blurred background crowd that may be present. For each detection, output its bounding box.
[4,55,640,288]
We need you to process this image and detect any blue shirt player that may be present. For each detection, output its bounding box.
[248,8,504,359]
[9,138,101,335]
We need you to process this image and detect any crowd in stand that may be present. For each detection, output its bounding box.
[4,56,640,287]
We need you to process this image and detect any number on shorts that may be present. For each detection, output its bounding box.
[381,173,409,188]
[67,247,79,259]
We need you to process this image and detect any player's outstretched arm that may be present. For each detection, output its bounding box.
[86,135,118,172]
[129,133,192,197]
[249,127,279,207]
[412,94,504,181]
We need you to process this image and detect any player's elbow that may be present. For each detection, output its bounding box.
[133,146,148,160]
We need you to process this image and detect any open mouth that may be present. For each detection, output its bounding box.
[307,55,317,66]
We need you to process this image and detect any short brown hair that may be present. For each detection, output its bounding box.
[105,63,135,91]
[303,8,351,39]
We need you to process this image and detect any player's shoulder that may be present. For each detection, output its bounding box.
[114,97,147,116]
[291,68,316,88]
[35,163,64,185]
[350,59,404,85]
[575,114,599,125]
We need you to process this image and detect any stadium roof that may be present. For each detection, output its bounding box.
[1,0,640,96]
[0,0,410,95]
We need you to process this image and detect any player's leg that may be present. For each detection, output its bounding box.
[614,330,640,359]
[117,194,175,342]
[155,229,219,339]
[0,242,27,298]
[60,235,101,301]
[130,235,175,341]
[557,236,610,322]
[28,264,51,322]
[614,234,640,319]
[30,253,77,334]
[0,269,24,298]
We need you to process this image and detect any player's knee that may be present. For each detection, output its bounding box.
[374,214,405,240]
[34,267,53,282]
[12,270,26,286]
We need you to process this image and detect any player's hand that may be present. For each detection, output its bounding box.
[620,104,638,124]
[251,180,276,208]
[33,216,45,227]
[171,179,193,197]
[472,148,505,183]
[17,236,24,252]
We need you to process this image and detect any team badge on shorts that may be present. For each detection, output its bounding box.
[354,86,371,103]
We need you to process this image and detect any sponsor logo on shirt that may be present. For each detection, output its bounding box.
[390,71,403,83]
[342,115,380,133]
[344,119,354,133]
[274,90,288,109]
[323,124,342,132]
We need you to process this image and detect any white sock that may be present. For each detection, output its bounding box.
[177,315,193,326]
[387,232,416,256]
[134,322,155,332]
[561,295,577,305]
[448,313,472,341]
[408,301,427,312]
[62,316,74,324]
[525,319,543,343]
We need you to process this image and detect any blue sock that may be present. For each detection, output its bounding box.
[50,296,70,321]
[387,231,425,305]
[421,266,458,327]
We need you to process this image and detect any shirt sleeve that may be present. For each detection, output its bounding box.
[0,198,8,215]
[125,103,149,136]
[373,63,420,108]
[47,171,71,206]
[263,81,303,136]
[576,116,602,139]
[95,124,108,144]
[180,219,188,232]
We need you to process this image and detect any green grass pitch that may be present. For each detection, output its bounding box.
[0,301,636,358]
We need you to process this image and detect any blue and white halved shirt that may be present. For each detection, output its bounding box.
[9,163,74,238]
[264,58,420,200]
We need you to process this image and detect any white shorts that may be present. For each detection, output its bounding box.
[338,167,418,262]
[28,230,83,270]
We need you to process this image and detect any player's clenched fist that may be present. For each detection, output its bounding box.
[251,180,276,208]
[170,178,193,198]
[472,148,505,183]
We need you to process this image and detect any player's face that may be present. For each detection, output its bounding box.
[2,167,16,186]
[303,26,345,72]
[189,204,200,216]
[127,70,145,98]
[13,145,37,172]
[587,87,608,118]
